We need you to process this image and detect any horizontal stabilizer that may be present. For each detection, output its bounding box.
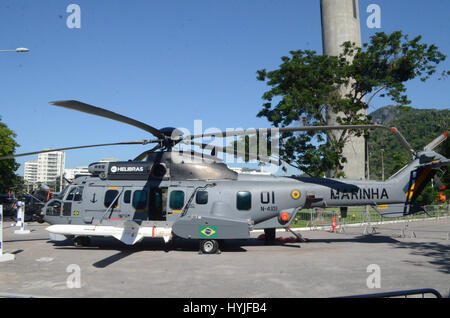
[419,158,450,169]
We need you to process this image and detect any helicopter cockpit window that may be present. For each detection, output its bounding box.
[196,191,208,205]
[55,185,70,200]
[46,200,62,216]
[169,190,185,210]
[66,187,83,201]
[237,191,251,210]
[132,190,147,210]
[104,190,119,208]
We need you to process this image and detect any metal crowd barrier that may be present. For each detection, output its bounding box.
[341,288,443,298]
[291,205,450,240]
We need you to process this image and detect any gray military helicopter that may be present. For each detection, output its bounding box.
[2,100,448,254]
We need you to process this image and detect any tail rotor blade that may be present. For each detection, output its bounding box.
[388,127,416,156]
[434,176,446,190]
[424,132,448,151]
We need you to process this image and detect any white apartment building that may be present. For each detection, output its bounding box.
[24,160,39,183]
[37,150,65,183]
[23,150,66,184]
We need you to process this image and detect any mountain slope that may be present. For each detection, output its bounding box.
[368,106,450,181]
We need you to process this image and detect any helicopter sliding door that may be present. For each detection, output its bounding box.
[130,187,167,221]
[148,187,167,221]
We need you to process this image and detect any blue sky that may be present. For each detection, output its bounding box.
[0,0,449,176]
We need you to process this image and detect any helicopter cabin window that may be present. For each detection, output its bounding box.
[132,190,147,210]
[237,191,251,210]
[66,186,83,201]
[123,190,131,204]
[196,191,208,205]
[104,190,119,209]
[169,190,185,210]
[46,200,62,216]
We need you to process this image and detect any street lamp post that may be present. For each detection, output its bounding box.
[0,48,29,53]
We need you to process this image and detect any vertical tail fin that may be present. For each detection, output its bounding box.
[372,131,448,218]
[374,151,446,218]
[388,151,447,201]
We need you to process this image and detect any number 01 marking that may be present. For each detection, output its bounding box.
[261,191,275,204]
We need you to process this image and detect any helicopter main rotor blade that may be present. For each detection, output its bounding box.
[183,125,387,140]
[49,100,166,140]
[181,140,277,164]
[181,140,307,172]
[0,140,157,160]
[133,143,163,161]
[182,124,419,158]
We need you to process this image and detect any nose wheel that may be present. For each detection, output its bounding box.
[199,239,220,254]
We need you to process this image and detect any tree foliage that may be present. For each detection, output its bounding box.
[369,107,449,179]
[0,116,20,193]
[256,31,448,177]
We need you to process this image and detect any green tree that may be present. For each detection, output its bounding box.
[0,116,20,193]
[256,31,448,177]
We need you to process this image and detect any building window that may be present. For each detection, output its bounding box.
[132,190,147,210]
[104,190,119,208]
[196,191,208,205]
[170,191,185,210]
[352,0,357,19]
[237,191,251,210]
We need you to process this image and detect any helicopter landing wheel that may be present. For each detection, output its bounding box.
[36,216,45,224]
[264,228,276,245]
[199,239,219,254]
[73,236,91,247]
[164,237,176,253]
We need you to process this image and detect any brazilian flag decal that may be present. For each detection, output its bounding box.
[199,226,217,238]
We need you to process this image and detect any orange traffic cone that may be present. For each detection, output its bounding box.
[332,216,337,233]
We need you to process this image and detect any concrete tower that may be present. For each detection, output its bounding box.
[320,0,366,179]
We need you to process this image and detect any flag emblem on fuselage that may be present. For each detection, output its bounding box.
[199,226,217,238]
